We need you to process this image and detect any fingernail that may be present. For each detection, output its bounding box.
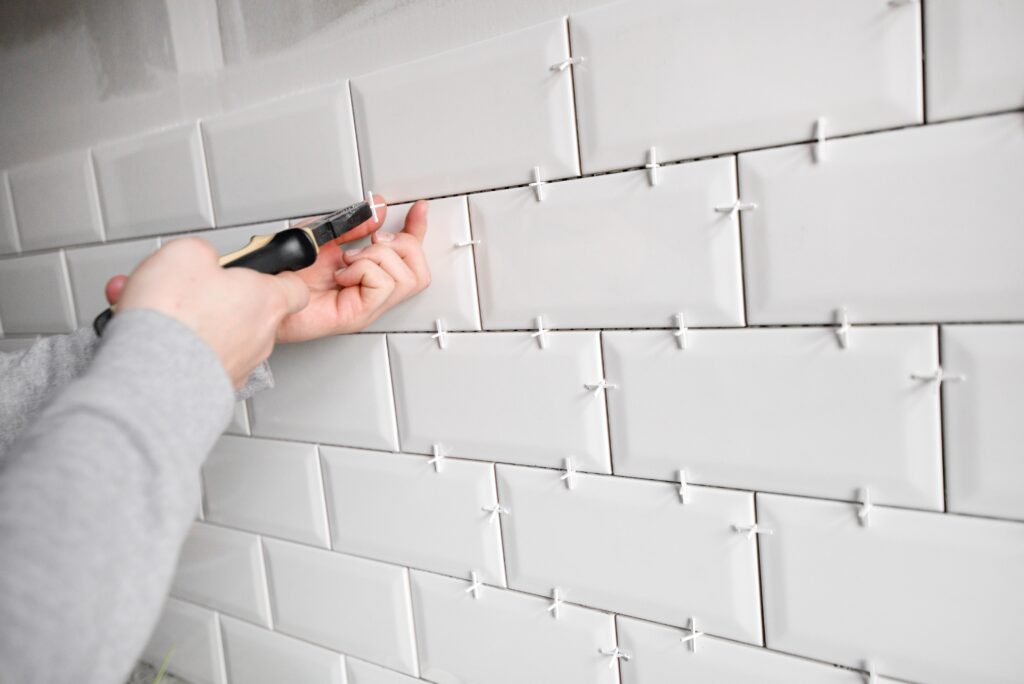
[346,248,363,257]
[375,232,396,243]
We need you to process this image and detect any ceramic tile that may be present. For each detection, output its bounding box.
[143,598,225,684]
[346,658,421,684]
[0,337,36,353]
[603,327,943,509]
[758,493,1024,683]
[497,464,762,644]
[93,122,214,239]
[320,446,505,585]
[741,113,1024,324]
[221,615,345,684]
[360,196,481,332]
[64,239,158,323]
[170,522,271,627]
[0,172,19,255]
[203,435,330,547]
[352,19,579,202]
[0,252,76,333]
[224,401,251,436]
[263,539,418,675]
[616,615,865,684]
[410,570,618,684]
[570,0,922,174]
[388,331,610,472]
[470,157,744,329]
[8,150,105,251]
[925,0,1024,121]
[942,324,1024,521]
[202,86,362,226]
[250,334,398,451]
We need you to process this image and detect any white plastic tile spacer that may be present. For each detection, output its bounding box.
[813,117,828,164]
[531,316,549,350]
[834,307,851,349]
[598,647,631,669]
[584,379,618,395]
[453,239,481,248]
[528,166,548,202]
[560,457,577,491]
[857,487,873,528]
[465,571,483,600]
[547,587,565,619]
[551,56,586,72]
[645,147,661,187]
[680,617,705,653]
[673,313,688,350]
[428,443,446,473]
[482,504,510,523]
[365,190,386,223]
[677,469,691,505]
[910,366,966,389]
[714,200,758,219]
[431,319,448,350]
[732,523,774,540]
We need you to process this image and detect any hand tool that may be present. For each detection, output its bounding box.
[92,200,374,336]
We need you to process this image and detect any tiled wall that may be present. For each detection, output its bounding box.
[2,1,1023,683]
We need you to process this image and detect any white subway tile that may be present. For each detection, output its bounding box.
[202,86,361,226]
[221,615,345,684]
[0,252,76,333]
[616,615,865,684]
[93,122,214,239]
[758,493,1024,683]
[352,19,579,202]
[942,324,1024,521]
[925,0,1024,121]
[410,570,618,684]
[64,239,158,323]
[346,658,421,684]
[171,522,271,627]
[8,150,104,250]
[251,334,398,451]
[470,158,744,329]
[497,465,762,644]
[388,331,610,472]
[740,113,1024,324]
[0,337,36,353]
[263,539,419,675]
[603,327,943,509]
[361,196,481,332]
[321,446,505,585]
[225,401,251,436]
[0,172,19,255]
[203,435,330,547]
[570,0,921,174]
[143,598,225,684]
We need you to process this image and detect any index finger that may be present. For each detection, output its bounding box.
[401,200,429,243]
[292,193,388,245]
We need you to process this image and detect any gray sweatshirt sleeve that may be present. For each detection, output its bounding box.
[0,310,241,684]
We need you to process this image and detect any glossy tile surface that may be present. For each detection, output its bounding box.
[470,158,744,329]
[144,598,224,684]
[497,465,762,644]
[170,522,271,627]
[410,570,618,684]
[0,252,76,333]
[221,615,345,684]
[251,334,398,450]
[64,239,157,323]
[321,446,505,584]
[203,435,330,546]
[8,150,105,250]
[263,539,418,674]
[603,327,943,508]
[942,324,1024,521]
[617,616,865,684]
[741,113,1024,324]
[93,122,214,239]
[570,0,921,173]
[758,493,1024,683]
[0,172,19,255]
[202,86,362,226]
[388,331,610,472]
[352,19,579,202]
[346,658,422,684]
[925,0,1024,121]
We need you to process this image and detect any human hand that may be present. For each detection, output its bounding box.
[108,238,309,388]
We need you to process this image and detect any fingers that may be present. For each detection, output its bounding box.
[370,231,430,288]
[401,200,428,243]
[105,275,128,306]
[333,259,394,312]
[337,193,388,245]
[341,244,417,298]
[274,272,311,314]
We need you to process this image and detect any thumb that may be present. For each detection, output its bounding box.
[273,272,310,315]
[105,275,128,306]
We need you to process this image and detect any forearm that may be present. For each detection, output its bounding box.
[0,310,235,684]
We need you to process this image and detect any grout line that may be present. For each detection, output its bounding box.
[382,334,404,452]
[611,612,625,684]
[731,154,751,327]
[936,325,949,513]
[194,118,219,229]
[85,148,108,243]
[259,535,277,630]
[314,445,335,549]
[918,0,928,124]
[346,79,368,201]
[595,331,617,474]
[562,16,585,177]
[490,463,512,588]
[751,494,768,647]
[56,249,79,330]
[213,611,230,684]
[460,196,486,331]
[2,171,22,253]
[401,566,423,678]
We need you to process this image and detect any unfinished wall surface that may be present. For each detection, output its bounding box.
[2,1,1024,682]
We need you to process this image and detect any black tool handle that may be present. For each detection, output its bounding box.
[92,228,319,336]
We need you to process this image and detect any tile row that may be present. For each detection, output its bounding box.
[158,485,1024,684]
[2,0,1021,255]
[3,111,1024,335]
